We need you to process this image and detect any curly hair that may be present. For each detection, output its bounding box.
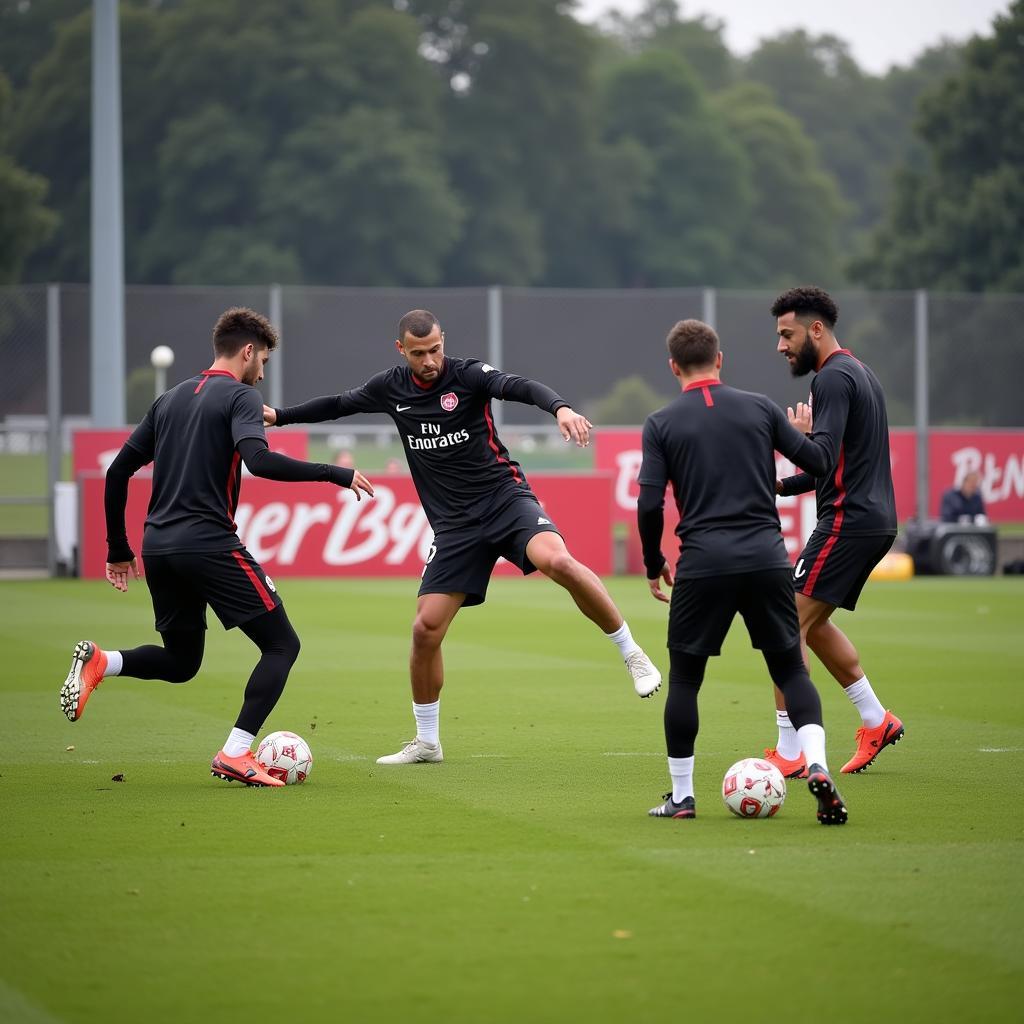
[666,319,719,370]
[212,307,278,357]
[770,287,838,330]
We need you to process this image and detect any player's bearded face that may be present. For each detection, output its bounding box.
[399,327,445,384]
[788,331,818,377]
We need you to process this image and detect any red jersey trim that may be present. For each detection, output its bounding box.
[194,367,239,394]
[226,451,241,528]
[231,550,276,611]
[802,445,846,596]
[682,378,722,391]
[482,402,522,484]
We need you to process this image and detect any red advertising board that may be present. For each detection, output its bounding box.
[79,473,613,579]
[927,430,1024,522]
[73,428,309,477]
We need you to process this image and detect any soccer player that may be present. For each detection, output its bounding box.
[264,309,662,765]
[767,286,904,777]
[638,318,847,824]
[59,307,374,787]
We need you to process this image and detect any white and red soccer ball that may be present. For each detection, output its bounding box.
[721,757,786,818]
[257,730,313,785]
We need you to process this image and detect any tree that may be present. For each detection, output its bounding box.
[0,72,57,282]
[0,0,90,90]
[11,0,463,285]
[262,106,463,286]
[596,0,736,93]
[597,49,750,285]
[411,0,603,284]
[854,1,1024,292]
[714,83,846,287]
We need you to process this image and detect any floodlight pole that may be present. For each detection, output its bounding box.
[90,0,126,426]
[487,286,503,430]
[914,289,929,520]
[268,283,283,410]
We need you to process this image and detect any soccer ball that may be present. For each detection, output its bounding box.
[256,730,313,785]
[721,758,786,818]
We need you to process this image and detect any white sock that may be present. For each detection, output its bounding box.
[413,700,440,745]
[776,711,802,760]
[797,724,828,773]
[667,755,695,803]
[223,727,256,758]
[104,650,123,677]
[606,620,641,658]
[844,676,886,728]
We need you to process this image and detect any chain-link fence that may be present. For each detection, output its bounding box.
[2,283,1021,567]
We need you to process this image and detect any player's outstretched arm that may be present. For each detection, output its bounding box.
[238,438,374,500]
[103,442,150,592]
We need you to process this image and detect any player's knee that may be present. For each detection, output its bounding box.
[540,549,578,581]
[411,614,446,650]
[167,655,201,684]
[805,619,829,647]
[281,630,301,665]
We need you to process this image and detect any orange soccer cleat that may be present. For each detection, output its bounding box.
[762,747,808,779]
[210,750,285,787]
[841,710,905,774]
[60,640,109,722]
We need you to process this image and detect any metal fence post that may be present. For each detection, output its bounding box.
[701,287,717,330]
[487,286,503,430]
[914,289,929,519]
[269,283,283,409]
[47,284,62,577]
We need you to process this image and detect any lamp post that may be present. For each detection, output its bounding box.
[151,345,175,399]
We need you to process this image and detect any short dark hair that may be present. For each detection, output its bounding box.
[398,309,440,342]
[212,307,278,357]
[770,286,839,330]
[666,319,719,370]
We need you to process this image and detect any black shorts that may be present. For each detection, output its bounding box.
[419,492,561,607]
[668,569,799,656]
[793,531,895,611]
[142,547,282,632]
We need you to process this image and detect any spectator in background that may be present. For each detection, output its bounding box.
[940,471,987,523]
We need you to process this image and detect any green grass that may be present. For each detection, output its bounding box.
[1,577,1022,1023]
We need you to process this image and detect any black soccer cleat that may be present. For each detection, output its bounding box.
[807,765,848,825]
[648,793,696,819]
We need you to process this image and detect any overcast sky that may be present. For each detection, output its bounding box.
[574,0,1009,74]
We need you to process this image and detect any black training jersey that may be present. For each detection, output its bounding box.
[638,380,830,578]
[124,369,267,554]
[275,358,566,531]
[780,350,897,536]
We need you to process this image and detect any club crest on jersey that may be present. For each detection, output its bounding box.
[440,392,459,412]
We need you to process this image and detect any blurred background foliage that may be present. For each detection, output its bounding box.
[1,0,1020,293]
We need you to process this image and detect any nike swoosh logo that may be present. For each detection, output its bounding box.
[794,558,806,579]
[396,404,411,412]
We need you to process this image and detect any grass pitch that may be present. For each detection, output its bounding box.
[2,575,1022,1023]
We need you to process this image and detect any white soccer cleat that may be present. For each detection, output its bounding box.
[375,737,444,765]
[626,649,662,698]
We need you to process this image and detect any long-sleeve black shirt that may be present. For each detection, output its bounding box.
[105,369,353,562]
[637,379,831,579]
[274,357,568,531]
[778,349,897,537]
